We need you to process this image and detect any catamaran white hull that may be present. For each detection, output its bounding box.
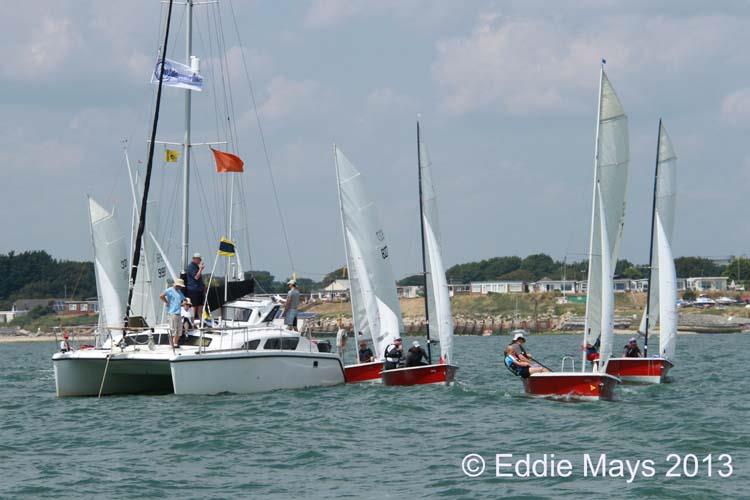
[170,351,345,395]
[53,349,173,397]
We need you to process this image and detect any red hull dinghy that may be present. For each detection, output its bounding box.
[523,371,620,401]
[344,361,384,383]
[605,357,673,384]
[381,362,457,386]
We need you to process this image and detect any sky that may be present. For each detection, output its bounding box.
[2,0,750,282]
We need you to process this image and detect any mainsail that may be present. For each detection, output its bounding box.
[641,122,678,360]
[583,69,629,364]
[418,138,454,363]
[88,197,129,344]
[335,146,403,359]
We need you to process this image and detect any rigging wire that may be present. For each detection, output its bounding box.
[227,0,296,273]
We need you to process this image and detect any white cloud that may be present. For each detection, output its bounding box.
[721,88,750,124]
[304,0,360,29]
[258,76,322,121]
[432,13,749,115]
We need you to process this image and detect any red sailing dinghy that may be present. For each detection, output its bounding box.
[333,147,405,384]
[606,120,677,384]
[382,121,458,386]
[521,65,625,401]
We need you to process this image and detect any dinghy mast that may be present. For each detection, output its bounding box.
[416,120,433,364]
[643,119,663,357]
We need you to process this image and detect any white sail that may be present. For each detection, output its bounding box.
[598,184,614,368]
[335,147,404,359]
[419,139,454,363]
[129,174,167,325]
[583,69,629,353]
[656,213,677,360]
[88,197,129,343]
[655,123,678,360]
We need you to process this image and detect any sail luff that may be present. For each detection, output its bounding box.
[598,183,614,368]
[582,65,605,370]
[418,132,454,364]
[583,67,629,370]
[335,147,403,360]
[656,213,677,360]
[416,121,433,363]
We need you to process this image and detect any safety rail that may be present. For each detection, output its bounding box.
[561,356,576,372]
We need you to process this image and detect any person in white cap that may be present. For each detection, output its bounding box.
[508,331,532,364]
[185,253,206,320]
[180,297,195,332]
[160,278,186,348]
[405,340,428,367]
[282,279,300,331]
[622,337,642,358]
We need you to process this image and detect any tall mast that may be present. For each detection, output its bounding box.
[643,119,663,357]
[180,0,193,271]
[333,144,357,364]
[417,120,432,364]
[125,0,175,326]
[581,61,605,371]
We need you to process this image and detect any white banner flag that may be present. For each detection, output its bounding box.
[151,58,203,91]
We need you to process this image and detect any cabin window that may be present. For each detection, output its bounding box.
[183,336,211,347]
[262,305,281,323]
[263,337,299,350]
[223,306,253,322]
[243,339,260,350]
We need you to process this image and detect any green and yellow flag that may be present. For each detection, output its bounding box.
[165,149,180,163]
[218,237,236,257]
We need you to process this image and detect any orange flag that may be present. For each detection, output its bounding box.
[211,148,244,173]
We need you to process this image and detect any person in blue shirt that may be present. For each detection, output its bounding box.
[504,345,547,378]
[160,278,186,348]
[185,253,205,321]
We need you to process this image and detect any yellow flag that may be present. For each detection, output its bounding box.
[165,149,180,163]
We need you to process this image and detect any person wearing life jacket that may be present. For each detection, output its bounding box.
[622,338,642,358]
[383,337,404,370]
[585,335,601,363]
[405,340,428,367]
[504,345,547,378]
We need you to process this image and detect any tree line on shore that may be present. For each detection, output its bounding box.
[3,250,749,311]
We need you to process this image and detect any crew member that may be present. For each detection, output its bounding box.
[283,279,301,331]
[185,253,205,321]
[383,337,403,370]
[60,333,71,352]
[358,339,374,363]
[160,278,186,348]
[623,338,642,357]
[335,319,348,359]
[405,340,429,367]
[504,345,547,378]
[508,331,532,363]
[180,297,195,336]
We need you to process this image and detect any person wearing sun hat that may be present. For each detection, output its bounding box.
[622,337,642,358]
[383,337,404,370]
[160,278,186,348]
[405,340,428,367]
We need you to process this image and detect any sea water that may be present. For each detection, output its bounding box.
[0,334,747,499]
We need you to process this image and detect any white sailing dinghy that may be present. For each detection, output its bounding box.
[522,65,624,401]
[607,120,677,383]
[334,146,405,383]
[382,121,458,386]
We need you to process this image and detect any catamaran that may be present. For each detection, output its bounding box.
[520,64,626,401]
[52,0,304,396]
[606,120,677,383]
[333,146,405,383]
[381,121,458,386]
